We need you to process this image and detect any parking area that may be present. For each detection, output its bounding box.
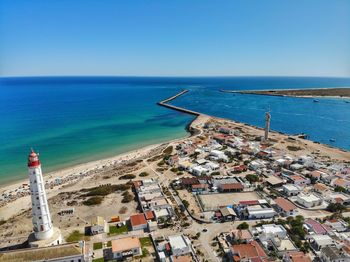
[198,191,260,211]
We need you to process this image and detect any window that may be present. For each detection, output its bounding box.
[37,207,40,210]
[39,216,42,219]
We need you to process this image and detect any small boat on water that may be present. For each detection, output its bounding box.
[313,99,319,103]
[329,138,336,142]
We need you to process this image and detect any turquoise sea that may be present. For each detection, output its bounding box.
[1,76,350,184]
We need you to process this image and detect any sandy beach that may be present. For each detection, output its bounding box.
[0,114,209,221]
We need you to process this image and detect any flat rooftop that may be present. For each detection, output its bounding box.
[0,243,83,262]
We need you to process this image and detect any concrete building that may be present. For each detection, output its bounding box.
[90,216,109,235]
[104,237,142,260]
[246,205,276,219]
[289,175,310,187]
[282,184,301,196]
[0,242,89,262]
[297,193,323,208]
[129,214,147,231]
[308,235,335,251]
[274,197,298,217]
[168,235,191,257]
[230,240,267,261]
[255,224,287,241]
[27,149,62,247]
[320,246,350,262]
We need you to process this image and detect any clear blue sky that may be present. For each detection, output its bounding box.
[0,0,349,77]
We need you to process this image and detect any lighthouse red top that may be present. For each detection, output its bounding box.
[28,149,40,167]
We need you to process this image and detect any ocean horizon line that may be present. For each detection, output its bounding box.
[1,75,350,79]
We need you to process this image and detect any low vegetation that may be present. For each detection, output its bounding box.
[121,191,133,203]
[237,222,249,230]
[66,230,89,242]
[139,172,149,177]
[93,242,103,250]
[245,174,259,183]
[119,174,136,180]
[81,183,130,197]
[287,145,302,151]
[108,224,128,235]
[140,236,152,247]
[326,203,346,213]
[163,145,173,156]
[82,196,103,206]
[119,206,128,214]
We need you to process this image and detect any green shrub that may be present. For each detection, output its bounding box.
[121,192,133,203]
[163,146,173,156]
[237,222,249,230]
[83,196,103,206]
[245,174,259,183]
[93,242,102,250]
[139,172,149,177]
[119,174,136,180]
[182,199,190,209]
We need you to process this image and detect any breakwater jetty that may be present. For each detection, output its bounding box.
[157,90,200,116]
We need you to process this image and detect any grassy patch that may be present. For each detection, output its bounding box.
[92,258,105,262]
[141,247,150,258]
[82,196,103,206]
[287,145,302,151]
[108,224,128,235]
[140,236,152,247]
[81,184,130,197]
[66,230,89,242]
[107,240,112,247]
[93,242,103,250]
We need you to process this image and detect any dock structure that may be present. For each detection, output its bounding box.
[157,90,201,116]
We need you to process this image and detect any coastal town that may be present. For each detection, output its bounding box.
[0,90,350,262]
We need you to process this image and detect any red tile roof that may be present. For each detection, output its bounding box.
[144,210,155,220]
[192,184,208,189]
[239,200,259,206]
[220,183,244,190]
[274,197,297,212]
[232,240,267,261]
[305,218,331,234]
[130,213,147,227]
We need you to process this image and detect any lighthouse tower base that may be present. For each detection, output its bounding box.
[28,227,62,248]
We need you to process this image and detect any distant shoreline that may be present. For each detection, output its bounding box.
[220,87,350,98]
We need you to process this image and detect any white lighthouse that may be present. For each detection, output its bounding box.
[28,149,62,247]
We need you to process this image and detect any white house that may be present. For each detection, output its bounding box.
[274,197,298,217]
[210,150,228,162]
[255,224,287,241]
[91,216,109,235]
[282,184,301,196]
[246,205,276,219]
[191,165,209,176]
[168,235,192,256]
[297,193,323,208]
